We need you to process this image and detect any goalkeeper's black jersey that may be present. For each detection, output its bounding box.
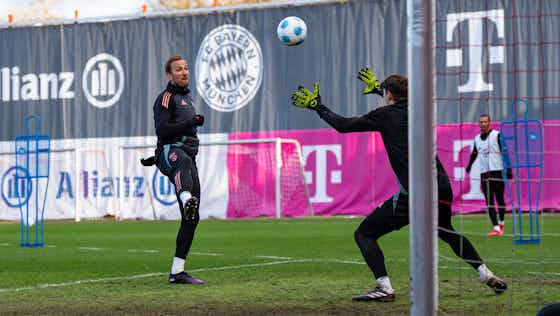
[153,82,200,156]
[315,101,450,193]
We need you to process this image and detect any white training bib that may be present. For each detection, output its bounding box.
[474,130,504,173]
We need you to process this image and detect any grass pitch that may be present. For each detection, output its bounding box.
[1,214,559,315]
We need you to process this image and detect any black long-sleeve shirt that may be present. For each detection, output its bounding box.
[315,101,450,193]
[153,82,200,157]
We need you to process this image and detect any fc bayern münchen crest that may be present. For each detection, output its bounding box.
[195,24,263,112]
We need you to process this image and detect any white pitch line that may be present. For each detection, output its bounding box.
[77,247,103,251]
[127,249,159,254]
[190,252,223,256]
[0,243,13,246]
[0,272,163,293]
[189,259,310,273]
[255,255,293,260]
[439,265,471,270]
[528,271,560,276]
[2,253,552,294]
[256,255,364,265]
[0,260,308,294]
[316,258,364,265]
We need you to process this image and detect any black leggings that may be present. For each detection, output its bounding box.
[354,188,483,279]
[481,171,506,226]
[157,146,201,260]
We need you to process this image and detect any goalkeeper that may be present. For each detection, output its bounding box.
[291,70,507,302]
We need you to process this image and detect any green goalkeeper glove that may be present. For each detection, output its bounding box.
[291,83,321,109]
[357,68,382,96]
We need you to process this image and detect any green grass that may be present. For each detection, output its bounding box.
[1,214,559,315]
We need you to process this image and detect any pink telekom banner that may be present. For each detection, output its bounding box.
[438,121,560,213]
[228,121,559,218]
[228,130,397,217]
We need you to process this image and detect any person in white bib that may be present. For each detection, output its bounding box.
[466,114,512,237]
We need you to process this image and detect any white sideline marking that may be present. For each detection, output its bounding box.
[256,255,364,265]
[0,243,13,246]
[439,265,471,270]
[317,259,363,265]
[190,260,310,273]
[0,272,163,293]
[77,247,103,251]
[190,252,223,256]
[255,255,293,260]
[128,249,159,254]
[3,253,550,294]
[528,271,560,276]
[0,260,308,293]
[301,258,364,265]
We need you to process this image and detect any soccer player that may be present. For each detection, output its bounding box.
[465,114,512,237]
[150,55,205,284]
[290,69,507,301]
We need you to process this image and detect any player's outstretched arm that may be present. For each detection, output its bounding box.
[291,83,382,133]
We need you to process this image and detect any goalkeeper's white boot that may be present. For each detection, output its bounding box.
[352,286,395,302]
[478,264,507,294]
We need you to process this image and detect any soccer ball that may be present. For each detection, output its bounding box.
[276,16,307,46]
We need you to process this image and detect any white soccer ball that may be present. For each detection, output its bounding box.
[276,16,307,46]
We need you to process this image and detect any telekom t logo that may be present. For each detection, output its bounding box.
[302,145,342,203]
[453,140,484,200]
[446,9,505,93]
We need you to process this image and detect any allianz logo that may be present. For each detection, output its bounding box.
[0,53,124,108]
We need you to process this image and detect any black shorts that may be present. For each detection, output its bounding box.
[156,144,196,178]
[360,187,454,235]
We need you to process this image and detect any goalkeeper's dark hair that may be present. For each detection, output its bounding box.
[381,74,408,102]
[165,55,185,74]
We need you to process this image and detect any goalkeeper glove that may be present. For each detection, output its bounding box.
[357,68,382,96]
[291,83,321,110]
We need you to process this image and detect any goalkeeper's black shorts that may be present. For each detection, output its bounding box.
[362,186,454,233]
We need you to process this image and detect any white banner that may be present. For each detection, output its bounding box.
[0,134,230,221]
